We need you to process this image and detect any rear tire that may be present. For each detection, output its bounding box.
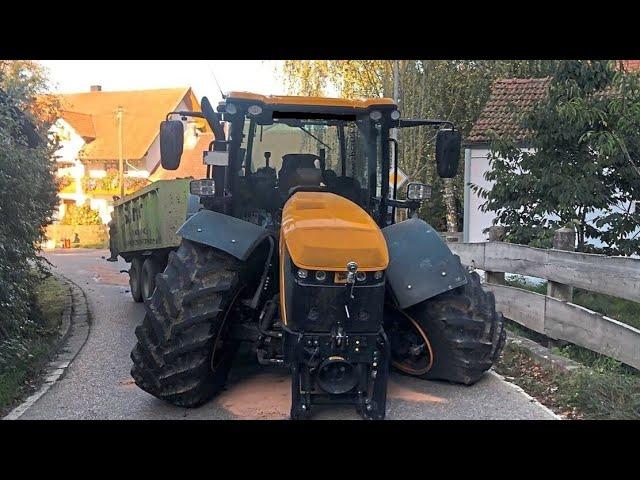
[129,258,143,303]
[399,270,505,385]
[130,239,243,407]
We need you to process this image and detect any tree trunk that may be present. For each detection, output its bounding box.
[443,178,458,232]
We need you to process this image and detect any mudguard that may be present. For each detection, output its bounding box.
[177,210,270,261]
[382,218,467,309]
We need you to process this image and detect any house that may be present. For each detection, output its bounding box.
[463,72,639,246]
[49,86,210,224]
[463,77,551,242]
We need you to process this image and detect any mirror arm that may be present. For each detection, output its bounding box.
[165,111,205,120]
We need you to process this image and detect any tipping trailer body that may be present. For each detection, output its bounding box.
[111,179,190,261]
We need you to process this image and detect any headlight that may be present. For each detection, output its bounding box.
[190,179,216,196]
[369,110,382,121]
[406,182,432,201]
[374,271,383,280]
[248,104,263,116]
[297,269,308,279]
[390,110,401,120]
[356,271,366,282]
[315,271,326,282]
[225,103,237,115]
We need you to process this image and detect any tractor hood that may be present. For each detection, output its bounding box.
[281,192,389,271]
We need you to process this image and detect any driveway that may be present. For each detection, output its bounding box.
[17,249,557,420]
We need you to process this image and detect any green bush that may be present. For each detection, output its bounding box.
[0,61,58,349]
[61,204,102,226]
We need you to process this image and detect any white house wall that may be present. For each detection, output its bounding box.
[464,146,537,243]
[464,147,494,243]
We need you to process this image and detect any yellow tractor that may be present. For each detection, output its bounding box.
[130,92,505,419]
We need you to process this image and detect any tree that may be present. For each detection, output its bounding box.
[279,60,559,231]
[0,61,59,347]
[475,60,640,255]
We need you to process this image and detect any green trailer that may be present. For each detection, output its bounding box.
[109,179,191,302]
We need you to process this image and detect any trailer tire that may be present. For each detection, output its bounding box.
[141,257,161,301]
[394,270,505,385]
[130,239,243,407]
[129,258,144,303]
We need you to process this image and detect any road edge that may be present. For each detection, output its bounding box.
[3,274,91,420]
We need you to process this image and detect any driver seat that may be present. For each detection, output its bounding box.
[278,154,322,199]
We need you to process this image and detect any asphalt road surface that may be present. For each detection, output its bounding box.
[18,249,558,420]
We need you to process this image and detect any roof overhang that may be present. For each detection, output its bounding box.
[225,91,396,115]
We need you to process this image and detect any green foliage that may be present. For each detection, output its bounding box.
[61,204,102,226]
[82,173,149,195]
[558,367,640,419]
[280,60,559,230]
[0,61,59,346]
[476,60,640,254]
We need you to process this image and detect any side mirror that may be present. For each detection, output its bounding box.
[435,129,461,178]
[160,120,184,170]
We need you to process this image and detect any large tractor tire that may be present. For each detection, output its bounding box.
[390,270,505,385]
[130,239,243,407]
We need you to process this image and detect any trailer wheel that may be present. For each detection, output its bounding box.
[130,239,243,407]
[141,257,161,301]
[129,258,144,303]
[392,270,505,385]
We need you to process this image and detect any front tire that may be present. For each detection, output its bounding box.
[130,239,243,407]
[393,271,505,385]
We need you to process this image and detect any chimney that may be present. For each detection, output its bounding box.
[90,85,102,92]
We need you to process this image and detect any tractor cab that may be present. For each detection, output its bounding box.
[159,92,461,230]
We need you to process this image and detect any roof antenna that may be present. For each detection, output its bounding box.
[209,63,226,100]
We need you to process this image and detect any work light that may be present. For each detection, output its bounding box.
[406,182,432,201]
[190,179,216,196]
[248,104,263,116]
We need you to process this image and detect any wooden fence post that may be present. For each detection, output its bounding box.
[548,227,575,301]
[546,227,575,348]
[485,226,506,285]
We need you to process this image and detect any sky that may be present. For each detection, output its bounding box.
[39,60,288,103]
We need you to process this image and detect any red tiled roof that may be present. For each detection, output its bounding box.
[150,133,213,181]
[61,110,95,139]
[49,87,202,161]
[467,77,551,144]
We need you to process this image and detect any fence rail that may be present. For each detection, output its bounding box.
[447,229,640,370]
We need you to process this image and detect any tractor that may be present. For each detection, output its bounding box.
[129,92,505,419]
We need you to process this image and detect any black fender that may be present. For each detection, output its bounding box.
[382,218,467,310]
[177,209,270,261]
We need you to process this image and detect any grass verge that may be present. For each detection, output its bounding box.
[496,342,640,420]
[0,274,68,416]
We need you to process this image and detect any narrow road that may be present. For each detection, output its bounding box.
[19,249,557,420]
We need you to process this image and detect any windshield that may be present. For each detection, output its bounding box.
[239,117,383,207]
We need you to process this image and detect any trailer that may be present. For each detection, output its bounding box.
[109,179,191,302]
